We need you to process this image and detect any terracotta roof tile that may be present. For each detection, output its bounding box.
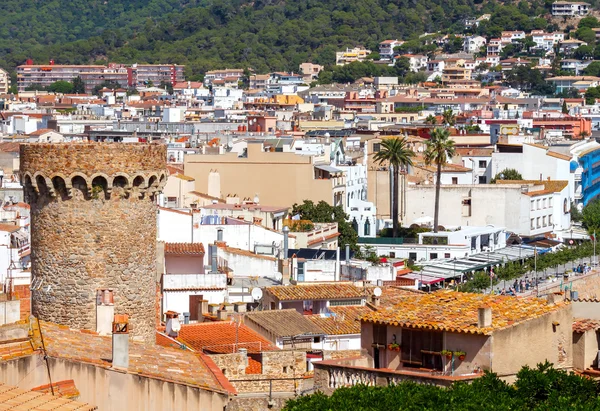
[361,290,567,335]
[31,379,81,399]
[0,382,97,410]
[496,180,569,196]
[165,242,205,255]
[174,322,277,354]
[307,305,373,335]
[246,357,262,374]
[245,309,324,338]
[573,318,600,333]
[38,321,234,394]
[265,283,366,301]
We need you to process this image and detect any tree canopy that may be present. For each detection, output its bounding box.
[283,362,600,410]
[291,200,358,251]
[491,168,523,183]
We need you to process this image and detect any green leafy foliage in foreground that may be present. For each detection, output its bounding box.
[284,362,600,410]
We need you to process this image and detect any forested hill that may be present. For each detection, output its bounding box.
[0,0,560,78]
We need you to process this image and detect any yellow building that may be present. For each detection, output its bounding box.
[184,141,346,207]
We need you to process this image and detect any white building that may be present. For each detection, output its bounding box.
[404,181,571,237]
[464,36,487,54]
[335,47,372,66]
[552,1,590,16]
[456,148,493,184]
[379,40,403,60]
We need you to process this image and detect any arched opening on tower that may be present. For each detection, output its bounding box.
[113,176,128,188]
[36,175,49,196]
[132,175,145,188]
[148,175,158,188]
[91,176,108,200]
[51,176,68,200]
[72,176,89,200]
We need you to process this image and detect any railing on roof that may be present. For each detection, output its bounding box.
[358,237,418,245]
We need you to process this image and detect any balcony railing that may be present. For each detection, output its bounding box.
[314,357,481,393]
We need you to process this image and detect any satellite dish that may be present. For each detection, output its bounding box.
[274,272,283,282]
[373,287,382,297]
[251,288,263,301]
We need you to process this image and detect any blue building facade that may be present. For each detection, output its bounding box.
[578,148,600,206]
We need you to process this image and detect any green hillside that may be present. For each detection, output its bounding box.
[0,0,558,79]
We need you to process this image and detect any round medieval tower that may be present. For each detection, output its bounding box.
[20,143,167,343]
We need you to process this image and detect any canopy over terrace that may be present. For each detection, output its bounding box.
[414,245,542,280]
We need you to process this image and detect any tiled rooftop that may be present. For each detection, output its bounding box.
[0,382,97,410]
[39,321,234,394]
[496,179,569,196]
[307,305,373,335]
[572,318,600,333]
[265,283,366,301]
[361,290,567,335]
[245,309,324,338]
[164,242,205,255]
[173,322,277,354]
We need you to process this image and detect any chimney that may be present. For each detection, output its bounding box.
[96,289,114,335]
[223,303,234,313]
[547,293,557,305]
[217,309,229,321]
[234,302,247,313]
[183,312,190,324]
[112,314,129,369]
[477,306,492,328]
[208,304,219,314]
[165,311,181,338]
[217,228,223,242]
[371,294,380,306]
[197,299,208,323]
[283,226,290,258]
[210,244,218,274]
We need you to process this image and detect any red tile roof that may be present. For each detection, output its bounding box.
[174,322,277,354]
[266,283,367,301]
[573,318,600,333]
[38,321,234,394]
[31,379,80,399]
[0,382,97,411]
[361,290,567,335]
[165,242,205,255]
[246,357,262,374]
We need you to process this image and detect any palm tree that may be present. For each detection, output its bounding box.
[425,128,456,233]
[425,114,437,125]
[442,109,456,126]
[373,137,415,237]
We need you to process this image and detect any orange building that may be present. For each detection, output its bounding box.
[533,116,591,139]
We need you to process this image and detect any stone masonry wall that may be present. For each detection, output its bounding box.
[20,143,167,343]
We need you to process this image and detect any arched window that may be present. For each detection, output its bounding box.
[364,218,371,236]
[352,218,359,234]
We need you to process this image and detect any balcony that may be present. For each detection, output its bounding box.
[575,167,583,181]
[313,357,481,394]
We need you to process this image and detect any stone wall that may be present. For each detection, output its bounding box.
[20,143,167,343]
[211,350,310,394]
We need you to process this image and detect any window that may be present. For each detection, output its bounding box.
[478,176,487,184]
[389,252,396,258]
[409,252,417,261]
[364,219,371,236]
[478,160,487,168]
[531,200,535,211]
[430,253,438,259]
[297,262,305,282]
[452,177,458,184]
[543,216,546,226]
[373,143,381,153]
[536,217,540,228]
[543,198,546,208]
[330,299,362,306]
[531,219,535,230]
[444,253,451,258]
[549,214,553,225]
[537,199,541,210]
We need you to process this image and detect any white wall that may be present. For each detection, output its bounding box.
[158,208,193,243]
[195,224,294,256]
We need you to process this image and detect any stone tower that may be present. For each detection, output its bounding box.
[20,143,167,342]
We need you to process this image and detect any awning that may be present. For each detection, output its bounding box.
[399,272,444,285]
[314,164,343,173]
